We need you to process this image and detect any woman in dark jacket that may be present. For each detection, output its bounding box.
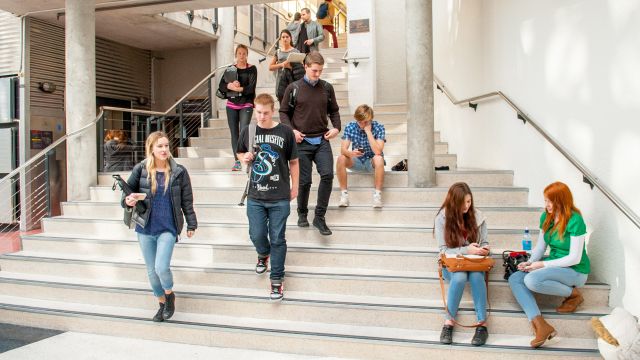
[104,129,134,171]
[122,131,197,322]
[218,44,257,172]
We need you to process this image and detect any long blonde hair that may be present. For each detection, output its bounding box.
[145,131,171,195]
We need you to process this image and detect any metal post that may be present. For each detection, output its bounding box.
[146,116,151,138]
[178,103,184,147]
[44,149,53,217]
[263,6,268,48]
[249,5,254,43]
[97,112,104,171]
[207,75,213,125]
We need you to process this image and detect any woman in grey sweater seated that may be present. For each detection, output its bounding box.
[436,182,490,346]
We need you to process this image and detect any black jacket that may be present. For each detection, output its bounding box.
[120,158,197,235]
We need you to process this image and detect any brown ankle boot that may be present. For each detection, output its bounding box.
[556,287,584,313]
[530,315,557,348]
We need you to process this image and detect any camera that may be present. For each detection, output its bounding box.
[502,251,530,280]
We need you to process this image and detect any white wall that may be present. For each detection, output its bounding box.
[434,0,640,315]
[346,0,375,111]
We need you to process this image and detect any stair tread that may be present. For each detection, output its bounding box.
[0,272,610,317]
[0,294,600,354]
[1,251,609,288]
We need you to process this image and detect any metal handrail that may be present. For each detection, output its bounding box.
[0,63,232,187]
[433,75,640,230]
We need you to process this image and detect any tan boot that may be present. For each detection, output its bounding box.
[556,287,584,313]
[530,315,557,348]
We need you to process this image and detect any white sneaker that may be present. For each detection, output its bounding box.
[372,192,383,208]
[339,191,349,207]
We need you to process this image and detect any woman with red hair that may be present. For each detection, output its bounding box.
[508,181,590,348]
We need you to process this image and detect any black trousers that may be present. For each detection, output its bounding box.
[296,139,334,218]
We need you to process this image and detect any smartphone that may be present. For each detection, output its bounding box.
[132,193,147,201]
[357,147,365,153]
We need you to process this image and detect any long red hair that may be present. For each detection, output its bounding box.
[438,182,478,248]
[542,182,580,240]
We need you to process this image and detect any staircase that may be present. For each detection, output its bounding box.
[0,47,606,359]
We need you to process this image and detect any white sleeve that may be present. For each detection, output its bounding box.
[528,230,546,262]
[543,234,585,268]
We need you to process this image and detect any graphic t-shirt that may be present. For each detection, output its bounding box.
[237,123,298,201]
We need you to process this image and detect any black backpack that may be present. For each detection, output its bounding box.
[287,79,333,117]
[317,3,329,19]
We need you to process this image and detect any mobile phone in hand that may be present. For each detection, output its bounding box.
[132,193,147,201]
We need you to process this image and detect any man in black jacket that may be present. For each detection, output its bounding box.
[279,51,340,235]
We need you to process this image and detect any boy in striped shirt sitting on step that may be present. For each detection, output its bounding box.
[336,104,386,208]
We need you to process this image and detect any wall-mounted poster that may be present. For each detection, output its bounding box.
[31,130,53,150]
[349,19,370,33]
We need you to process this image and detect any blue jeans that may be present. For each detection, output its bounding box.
[508,267,588,320]
[137,232,176,297]
[247,199,291,280]
[442,268,487,322]
[227,106,253,160]
[297,139,334,218]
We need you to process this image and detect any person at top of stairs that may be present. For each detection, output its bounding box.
[279,51,341,236]
[436,182,490,346]
[317,0,339,48]
[336,104,386,208]
[292,8,324,54]
[217,44,257,172]
[237,94,299,301]
[122,131,198,322]
[508,181,590,348]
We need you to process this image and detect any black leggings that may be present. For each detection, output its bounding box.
[227,106,253,160]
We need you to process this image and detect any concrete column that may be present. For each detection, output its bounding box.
[65,0,96,200]
[406,0,435,187]
[214,7,236,117]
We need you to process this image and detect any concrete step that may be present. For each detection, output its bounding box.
[0,272,607,339]
[209,112,413,126]
[198,122,410,137]
[188,133,413,148]
[178,141,444,158]
[173,154,456,171]
[90,185,528,206]
[98,169,515,188]
[41,218,534,249]
[19,235,525,276]
[0,294,600,359]
[374,103,407,112]
[60,202,542,228]
[0,253,610,309]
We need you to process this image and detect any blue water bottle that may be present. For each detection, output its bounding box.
[522,227,532,253]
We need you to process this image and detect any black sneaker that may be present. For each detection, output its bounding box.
[297,213,309,227]
[439,325,453,344]
[162,292,175,320]
[471,326,488,346]
[270,281,284,301]
[153,303,165,322]
[312,217,332,235]
[256,256,269,274]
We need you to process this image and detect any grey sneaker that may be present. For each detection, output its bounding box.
[270,281,284,301]
[255,256,269,274]
[372,192,383,208]
[339,191,349,207]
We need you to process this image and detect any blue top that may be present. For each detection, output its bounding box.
[341,120,386,160]
[136,172,177,236]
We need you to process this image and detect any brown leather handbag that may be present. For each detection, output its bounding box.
[438,253,495,327]
[439,253,495,273]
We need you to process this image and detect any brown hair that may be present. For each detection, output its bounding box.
[254,93,275,110]
[145,131,171,195]
[438,182,479,248]
[304,51,325,66]
[235,44,249,56]
[293,12,301,21]
[542,182,581,240]
[354,104,374,122]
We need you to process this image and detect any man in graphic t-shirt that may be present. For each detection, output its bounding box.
[237,93,299,301]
